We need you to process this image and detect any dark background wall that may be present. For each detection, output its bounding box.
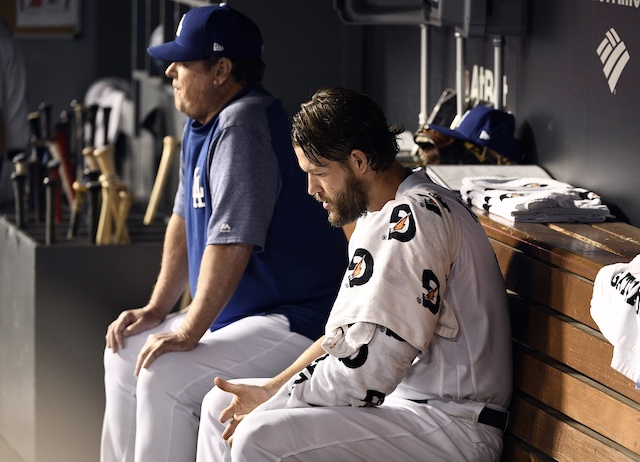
[5,0,640,225]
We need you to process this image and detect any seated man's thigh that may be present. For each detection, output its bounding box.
[231,403,502,462]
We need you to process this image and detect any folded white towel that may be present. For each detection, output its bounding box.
[461,176,613,223]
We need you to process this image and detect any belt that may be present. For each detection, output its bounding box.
[478,406,509,432]
[409,399,509,432]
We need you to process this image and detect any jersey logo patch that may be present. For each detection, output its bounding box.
[347,248,374,287]
[421,269,441,315]
[219,223,232,233]
[339,344,369,369]
[363,389,386,406]
[192,167,205,209]
[388,204,416,242]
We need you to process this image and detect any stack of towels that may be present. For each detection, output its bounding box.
[460,176,613,223]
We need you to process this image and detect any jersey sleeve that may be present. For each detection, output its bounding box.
[254,322,420,410]
[172,144,185,218]
[205,123,281,251]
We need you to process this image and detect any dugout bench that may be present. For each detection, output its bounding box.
[473,210,640,461]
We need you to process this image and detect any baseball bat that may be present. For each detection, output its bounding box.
[102,106,112,147]
[67,180,87,239]
[27,111,46,222]
[70,100,85,179]
[11,153,28,229]
[96,176,116,245]
[93,145,117,178]
[82,146,100,173]
[39,102,52,142]
[85,177,101,243]
[114,190,134,244]
[47,140,75,207]
[144,136,180,225]
[85,104,99,149]
[44,159,60,244]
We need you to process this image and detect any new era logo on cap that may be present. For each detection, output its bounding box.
[213,43,225,52]
[479,130,491,141]
[176,15,185,36]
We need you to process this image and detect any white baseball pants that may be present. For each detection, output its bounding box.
[197,379,504,462]
[100,313,313,462]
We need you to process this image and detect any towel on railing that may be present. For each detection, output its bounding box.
[590,254,640,389]
[460,176,613,223]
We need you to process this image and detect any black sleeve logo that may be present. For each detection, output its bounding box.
[339,344,369,368]
[388,204,416,242]
[363,389,386,406]
[348,248,374,287]
[422,269,441,315]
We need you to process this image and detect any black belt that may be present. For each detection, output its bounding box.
[478,406,509,432]
[409,400,509,432]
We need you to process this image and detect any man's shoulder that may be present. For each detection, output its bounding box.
[221,87,286,127]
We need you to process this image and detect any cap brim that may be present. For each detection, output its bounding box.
[147,40,206,63]
[426,123,468,141]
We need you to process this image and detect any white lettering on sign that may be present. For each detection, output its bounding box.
[595,0,640,9]
[468,65,509,107]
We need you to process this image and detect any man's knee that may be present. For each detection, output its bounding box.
[230,412,282,460]
[201,386,230,423]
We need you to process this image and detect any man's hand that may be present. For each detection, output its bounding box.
[105,307,166,353]
[215,377,276,443]
[134,329,199,378]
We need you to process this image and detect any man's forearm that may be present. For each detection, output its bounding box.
[262,337,326,395]
[177,241,253,343]
[147,213,190,315]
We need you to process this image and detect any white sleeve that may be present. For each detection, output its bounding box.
[254,322,419,411]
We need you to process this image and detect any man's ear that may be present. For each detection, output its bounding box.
[213,58,233,85]
[350,149,369,174]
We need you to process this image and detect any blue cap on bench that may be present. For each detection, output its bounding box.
[428,106,523,162]
[147,4,263,63]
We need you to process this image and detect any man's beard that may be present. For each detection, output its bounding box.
[322,171,368,228]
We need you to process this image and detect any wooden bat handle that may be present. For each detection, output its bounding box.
[67,181,88,239]
[94,145,117,178]
[82,146,100,172]
[95,176,121,245]
[144,136,180,225]
[115,190,134,244]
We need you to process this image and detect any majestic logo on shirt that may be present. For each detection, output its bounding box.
[347,248,374,287]
[192,167,205,209]
[388,204,416,242]
[421,269,441,315]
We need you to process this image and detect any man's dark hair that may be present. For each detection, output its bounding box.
[206,57,265,85]
[292,86,404,172]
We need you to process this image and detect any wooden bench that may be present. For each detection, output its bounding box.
[473,211,640,461]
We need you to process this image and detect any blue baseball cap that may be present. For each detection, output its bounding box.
[147,4,263,62]
[428,106,523,162]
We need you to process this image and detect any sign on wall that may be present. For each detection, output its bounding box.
[14,0,81,37]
